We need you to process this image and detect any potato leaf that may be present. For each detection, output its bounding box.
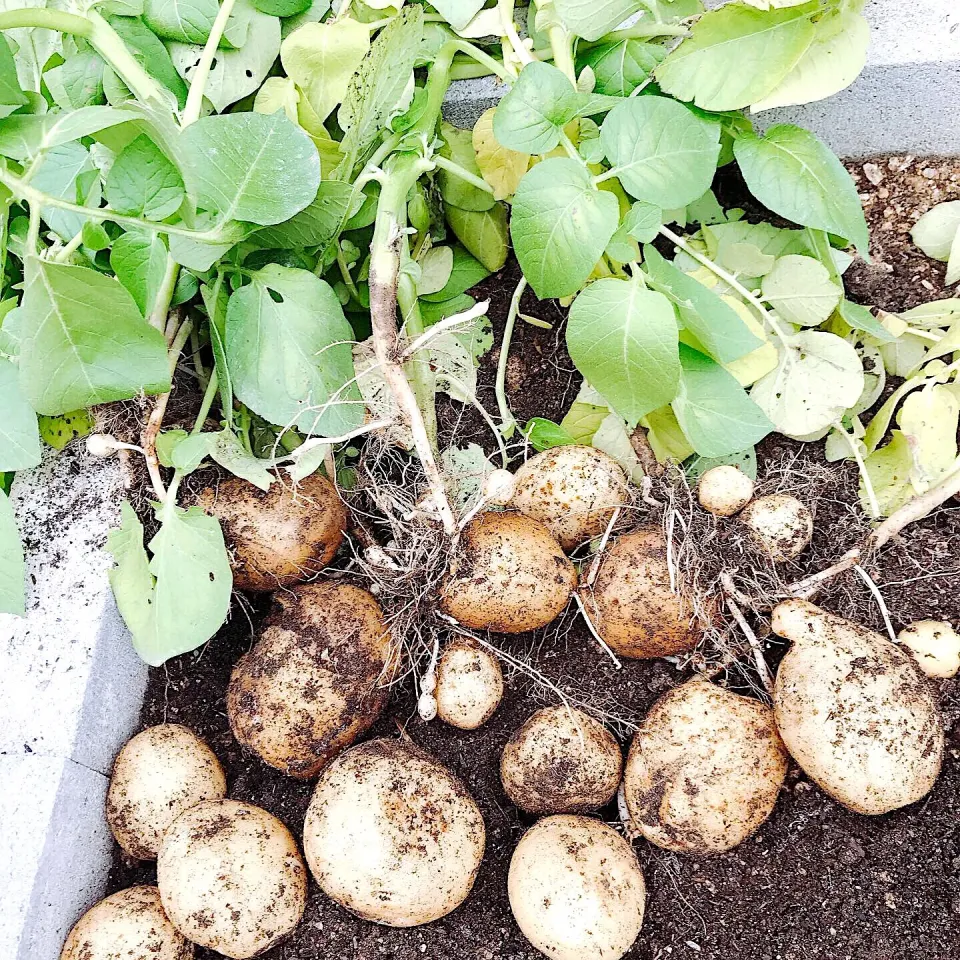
[106,134,185,221]
[897,385,959,494]
[0,358,40,470]
[493,61,580,155]
[0,37,27,119]
[111,230,169,315]
[861,431,915,516]
[422,245,489,303]
[446,203,508,273]
[472,107,529,201]
[911,201,960,262]
[143,0,217,43]
[438,123,494,212]
[0,488,24,616]
[37,409,95,451]
[430,0,485,31]
[254,179,353,250]
[580,39,665,97]
[552,0,644,43]
[761,254,842,327]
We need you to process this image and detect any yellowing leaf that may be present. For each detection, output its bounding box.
[254,76,300,124]
[862,430,914,516]
[721,297,778,386]
[897,385,959,494]
[472,108,529,201]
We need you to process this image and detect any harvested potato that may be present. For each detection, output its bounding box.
[228,581,395,778]
[740,494,812,561]
[190,472,346,592]
[511,446,629,550]
[581,525,706,658]
[157,799,306,959]
[60,886,192,960]
[501,705,622,814]
[106,724,226,860]
[508,815,645,960]
[623,677,788,854]
[898,619,960,679]
[772,599,944,814]
[440,511,577,633]
[435,638,504,730]
[303,738,485,926]
[697,465,755,517]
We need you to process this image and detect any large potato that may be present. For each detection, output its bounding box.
[581,525,706,658]
[508,815,645,960]
[157,799,306,959]
[772,599,944,814]
[228,581,395,778]
[106,724,226,859]
[435,638,504,730]
[191,472,346,592]
[623,677,788,854]
[60,886,191,960]
[303,738,485,926]
[440,511,577,633]
[501,705,622,814]
[511,446,629,551]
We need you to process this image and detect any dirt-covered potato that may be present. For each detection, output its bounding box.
[898,619,960,679]
[511,446,630,551]
[190,472,346,592]
[106,724,226,860]
[740,494,812,562]
[508,815,645,960]
[435,638,504,730]
[228,581,395,778]
[623,677,788,854]
[697,465,755,517]
[772,599,944,814]
[60,886,192,960]
[440,511,577,633]
[303,739,485,926]
[157,799,306,959]
[581,525,707,659]
[501,706,622,814]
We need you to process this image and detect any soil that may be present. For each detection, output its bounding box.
[109,158,960,960]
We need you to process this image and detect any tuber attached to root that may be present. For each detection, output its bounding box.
[697,464,755,517]
[435,637,504,730]
[740,494,813,562]
[897,619,960,679]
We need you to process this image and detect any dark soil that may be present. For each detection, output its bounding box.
[109,159,960,960]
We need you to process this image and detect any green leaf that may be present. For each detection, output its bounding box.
[430,0,485,30]
[862,431,914,516]
[553,0,645,42]
[567,277,680,425]
[581,39,665,97]
[416,245,454,298]
[492,61,579,155]
[422,245,490,302]
[523,417,576,451]
[0,488,24,616]
[18,258,170,416]
[438,122,494,212]
[254,179,353,250]
[37,409,95,451]
[143,0,217,42]
[622,201,662,243]
[0,105,132,162]
[106,134,184,221]
[111,230,168,315]
[207,429,275,490]
[420,293,475,325]
[511,158,619,298]
[685,446,758,482]
[107,15,188,109]
[82,221,111,252]
[31,142,100,242]
[0,36,27,119]
[446,203,508,273]
[671,344,773,457]
[0,357,40,470]
[760,254,842,327]
[734,125,869,254]
[107,501,232,666]
[560,398,608,445]
[156,428,188,467]
[911,201,960,262]
[703,220,811,282]
[656,1,818,111]
[600,96,720,208]
[253,0,311,15]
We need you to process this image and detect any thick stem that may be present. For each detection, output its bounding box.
[397,256,438,448]
[150,255,180,336]
[431,154,495,195]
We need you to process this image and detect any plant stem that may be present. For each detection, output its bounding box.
[397,252,438,448]
[495,276,526,437]
[182,0,237,125]
[431,154,495,194]
[336,245,362,304]
[497,0,533,69]
[834,419,880,518]
[546,24,576,84]
[191,369,219,435]
[588,22,689,43]
[449,36,515,83]
[150,255,181,337]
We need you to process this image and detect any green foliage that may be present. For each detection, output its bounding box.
[0,358,40,470]
[38,410,94,451]
[106,134,185,220]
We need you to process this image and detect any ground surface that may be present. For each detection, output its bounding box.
[110,158,960,960]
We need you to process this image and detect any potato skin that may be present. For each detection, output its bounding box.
[582,526,705,658]
[624,678,788,854]
[508,815,645,960]
[435,638,504,730]
[697,465,754,517]
[191,472,346,592]
[60,886,192,960]
[772,599,944,814]
[303,738,485,927]
[440,511,577,634]
[511,446,629,551]
[157,799,306,959]
[740,494,812,562]
[106,724,226,860]
[501,706,622,815]
[228,581,395,779]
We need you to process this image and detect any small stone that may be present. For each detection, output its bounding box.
[863,162,883,185]
[839,839,865,865]
[877,187,890,200]
[922,167,939,179]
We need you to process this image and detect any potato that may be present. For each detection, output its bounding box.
[106,724,226,860]
[157,799,306,959]
[303,738,485,926]
[581,525,706,659]
[697,465,755,517]
[511,446,629,550]
[440,511,577,633]
[508,815,645,960]
[435,638,504,730]
[740,494,812,562]
[191,472,346,592]
[898,619,960,679]
[228,581,395,778]
[772,599,944,814]
[501,705,622,814]
[60,886,192,960]
[623,677,787,854]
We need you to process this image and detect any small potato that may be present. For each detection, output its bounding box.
[581,525,706,659]
[623,678,788,854]
[501,706,622,814]
[898,619,960,679]
[157,799,306,959]
[435,638,504,730]
[228,581,395,778]
[191,472,346,592]
[772,599,944,814]
[106,724,226,860]
[697,465,755,517]
[508,815,645,960]
[440,511,577,634]
[60,886,192,960]
[740,494,812,562]
[511,446,629,550]
[303,738,485,926]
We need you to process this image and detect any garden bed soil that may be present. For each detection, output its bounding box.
[109,158,960,960]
